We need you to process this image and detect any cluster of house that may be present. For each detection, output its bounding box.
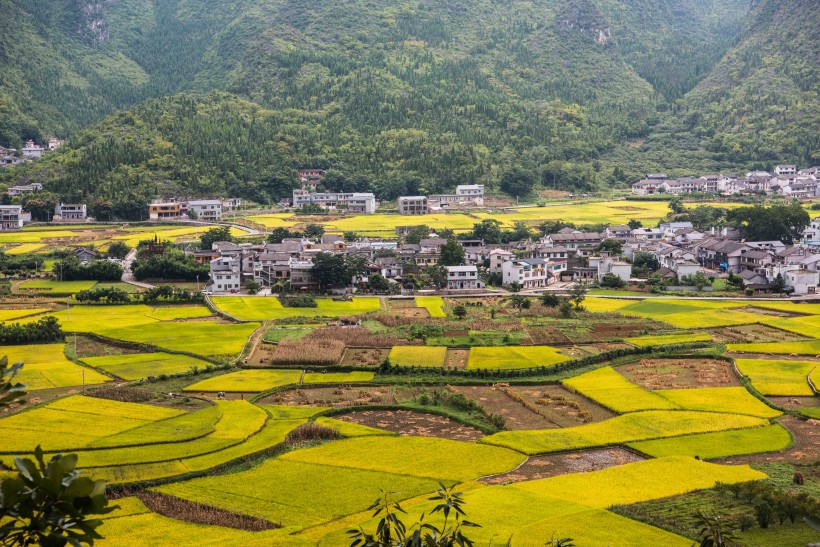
[197,216,820,295]
[0,139,64,168]
[147,198,242,221]
[632,166,820,197]
[397,185,485,215]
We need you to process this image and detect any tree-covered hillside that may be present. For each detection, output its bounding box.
[0,0,816,203]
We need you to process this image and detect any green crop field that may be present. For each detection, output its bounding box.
[585,298,772,328]
[17,280,98,293]
[625,332,712,347]
[481,410,768,455]
[212,296,381,321]
[4,343,110,390]
[96,320,258,357]
[81,352,212,380]
[281,436,526,482]
[760,314,820,338]
[5,243,47,254]
[655,387,782,418]
[563,367,678,412]
[628,424,792,459]
[388,345,447,367]
[415,296,446,317]
[467,346,569,370]
[735,359,818,396]
[728,339,820,355]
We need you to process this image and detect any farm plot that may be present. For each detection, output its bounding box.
[625,332,712,347]
[481,410,768,455]
[735,359,818,396]
[618,358,739,389]
[4,343,110,390]
[184,370,373,392]
[415,296,446,317]
[96,321,258,357]
[0,395,183,454]
[654,387,781,418]
[563,367,678,413]
[761,314,820,338]
[467,346,569,371]
[708,323,807,343]
[17,280,98,294]
[0,308,51,321]
[628,424,792,459]
[212,296,381,321]
[81,352,212,380]
[388,345,447,367]
[728,339,820,355]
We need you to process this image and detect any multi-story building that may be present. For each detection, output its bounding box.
[502,258,551,289]
[21,140,45,159]
[148,201,183,221]
[397,196,429,215]
[53,203,87,221]
[188,200,223,221]
[6,183,43,196]
[292,190,376,214]
[456,184,484,198]
[446,265,484,290]
[208,256,241,294]
[0,205,27,230]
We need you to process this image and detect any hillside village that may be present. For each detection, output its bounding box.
[632,166,820,197]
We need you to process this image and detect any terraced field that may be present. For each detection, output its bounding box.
[5,343,110,389]
[212,296,381,321]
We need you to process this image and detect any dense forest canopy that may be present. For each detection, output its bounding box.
[0,0,817,205]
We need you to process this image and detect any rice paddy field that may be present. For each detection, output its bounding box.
[2,289,819,545]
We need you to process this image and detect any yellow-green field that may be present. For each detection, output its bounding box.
[81,352,213,380]
[735,359,818,396]
[212,296,382,321]
[0,308,51,321]
[388,345,447,367]
[415,296,446,317]
[184,370,374,392]
[625,332,713,347]
[628,424,792,459]
[467,346,570,370]
[2,344,110,390]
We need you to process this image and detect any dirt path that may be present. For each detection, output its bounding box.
[481,448,645,484]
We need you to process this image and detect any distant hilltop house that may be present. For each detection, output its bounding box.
[48,138,64,151]
[53,203,90,222]
[21,140,45,159]
[148,200,184,221]
[397,184,484,215]
[631,167,819,197]
[0,146,25,168]
[0,205,31,231]
[188,199,223,222]
[292,189,377,214]
[6,182,43,196]
[296,168,326,191]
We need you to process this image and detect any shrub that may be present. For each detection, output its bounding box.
[285,422,342,446]
[76,287,131,303]
[0,316,64,345]
[280,295,318,308]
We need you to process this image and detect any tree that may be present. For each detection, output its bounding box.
[106,241,131,260]
[505,221,532,243]
[304,224,325,240]
[681,272,710,291]
[343,231,358,242]
[727,204,810,244]
[310,252,348,290]
[200,226,232,250]
[404,225,430,245]
[268,227,300,244]
[453,304,467,319]
[469,220,504,244]
[540,293,560,307]
[500,167,537,197]
[439,239,465,267]
[668,197,685,214]
[596,239,623,256]
[693,511,740,547]
[726,273,744,291]
[627,219,642,229]
[369,273,390,293]
[245,280,261,294]
[348,483,479,547]
[0,356,26,409]
[632,253,660,275]
[0,446,117,547]
[771,273,786,294]
[600,273,626,289]
[539,220,575,236]
[569,283,587,310]
[509,295,530,315]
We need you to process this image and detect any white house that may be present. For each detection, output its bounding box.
[21,140,45,159]
[502,258,551,289]
[209,256,241,294]
[0,205,26,230]
[785,269,819,295]
[53,203,87,221]
[590,255,632,282]
[188,200,223,221]
[398,196,429,215]
[446,265,484,290]
[489,248,514,274]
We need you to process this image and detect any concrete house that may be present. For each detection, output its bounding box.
[54,203,87,221]
[0,205,26,230]
[502,258,551,289]
[188,200,223,221]
[398,196,429,215]
[446,265,484,290]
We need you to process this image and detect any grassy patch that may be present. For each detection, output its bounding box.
[628,424,792,459]
[481,410,768,455]
[388,346,447,367]
[82,352,212,380]
[467,346,570,370]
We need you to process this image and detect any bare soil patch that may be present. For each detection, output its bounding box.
[388,299,418,309]
[259,385,418,408]
[138,491,280,531]
[727,352,820,361]
[768,397,820,412]
[618,358,740,389]
[444,349,469,370]
[715,416,820,464]
[526,326,573,345]
[340,348,389,367]
[735,306,798,317]
[709,324,806,343]
[335,409,483,441]
[508,385,615,427]
[449,386,556,430]
[481,448,645,484]
[74,335,144,359]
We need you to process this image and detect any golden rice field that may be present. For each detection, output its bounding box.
[211,296,382,321]
[2,343,109,390]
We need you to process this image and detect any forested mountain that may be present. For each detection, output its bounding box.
[1,0,816,205]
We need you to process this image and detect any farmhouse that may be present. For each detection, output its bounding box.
[149,201,184,221]
[53,203,88,222]
[0,205,29,230]
[446,265,484,290]
[397,196,429,215]
[188,199,223,221]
